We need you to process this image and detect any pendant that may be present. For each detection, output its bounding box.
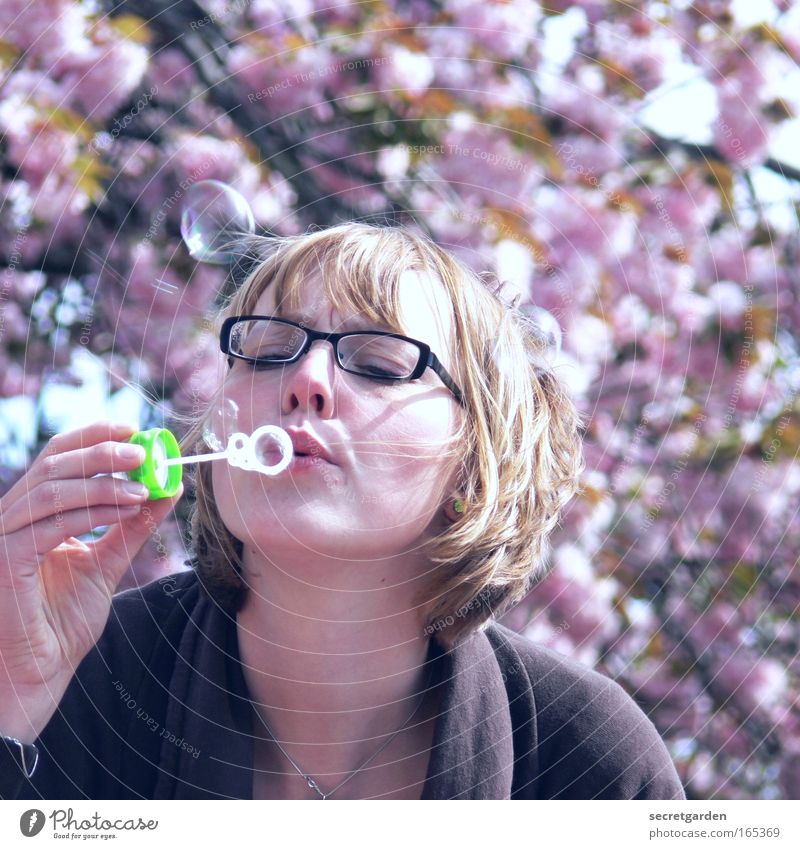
[305,776,325,798]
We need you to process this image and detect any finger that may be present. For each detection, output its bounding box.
[38,421,140,458]
[90,483,185,585]
[3,424,143,508]
[13,440,147,500]
[5,504,145,579]
[0,476,150,536]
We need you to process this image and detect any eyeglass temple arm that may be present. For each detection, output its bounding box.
[427,353,466,408]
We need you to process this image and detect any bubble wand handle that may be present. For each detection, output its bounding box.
[126,428,184,501]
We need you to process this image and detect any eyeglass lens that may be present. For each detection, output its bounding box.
[230,319,421,379]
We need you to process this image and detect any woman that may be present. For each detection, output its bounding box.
[0,223,685,799]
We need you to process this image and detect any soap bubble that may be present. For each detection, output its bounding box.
[180,180,255,264]
[203,397,240,452]
[200,398,293,476]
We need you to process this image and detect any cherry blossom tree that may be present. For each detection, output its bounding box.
[2,0,800,799]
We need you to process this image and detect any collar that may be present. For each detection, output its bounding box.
[154,590,515,799]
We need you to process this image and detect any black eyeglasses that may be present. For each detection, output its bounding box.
[220,315,466,407]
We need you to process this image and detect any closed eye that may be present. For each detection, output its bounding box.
[247,360,284,371]
[351,370,409,384]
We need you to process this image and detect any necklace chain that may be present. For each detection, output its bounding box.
[252,664,435,800]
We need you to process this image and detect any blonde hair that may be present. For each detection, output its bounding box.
[181,222,584,651]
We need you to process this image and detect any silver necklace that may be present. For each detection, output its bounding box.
[251,664,435,800]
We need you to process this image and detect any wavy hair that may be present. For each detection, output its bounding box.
[180,222,584,650]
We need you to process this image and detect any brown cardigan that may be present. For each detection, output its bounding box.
[2,570,685,799]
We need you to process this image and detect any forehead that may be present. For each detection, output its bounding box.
[253,268,455,356]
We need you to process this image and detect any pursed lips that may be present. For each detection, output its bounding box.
[285,429,336,464]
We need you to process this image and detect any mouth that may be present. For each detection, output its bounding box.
[285,429,336,465]
[262,448,329,466]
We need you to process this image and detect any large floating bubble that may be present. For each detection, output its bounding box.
[180,180,256,264]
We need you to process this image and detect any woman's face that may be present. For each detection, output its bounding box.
[211,267,464,567]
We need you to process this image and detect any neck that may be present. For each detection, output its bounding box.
[236,544,438,796]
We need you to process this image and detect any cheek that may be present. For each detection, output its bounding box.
[218,369,277,425]
[361,419,456,490]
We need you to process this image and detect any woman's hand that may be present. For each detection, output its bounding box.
[0,422,183,743]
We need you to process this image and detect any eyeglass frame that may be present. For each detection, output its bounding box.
[220,314,466,407]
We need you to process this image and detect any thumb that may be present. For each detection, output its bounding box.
[91,483,185,589]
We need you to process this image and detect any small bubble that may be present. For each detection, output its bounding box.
[202,398,240,451]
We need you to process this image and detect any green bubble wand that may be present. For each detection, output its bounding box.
[125,424,294,500]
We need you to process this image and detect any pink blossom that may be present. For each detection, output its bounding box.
[4,270,46,301]
[0,70,64,110]
[544,80,626,144]
[594,22,672,91]
[447,0,541,57]
[635,178,720,252]
[376,145,411,182]
[415,124,535,207]
[146,49,197,102]
[685,752,718,796]
[532,188,628,280]
[0,0,88,60]
[56,39,149,123]
[608,293,650,347]
[1,362,27,398]
[167,134,249,188]
[229,42,331,115]
[567,312,614,364]
[542,0,606,24]
[558,134,627,179]
[314,0,361,28]
[4,120,79,193]
[778,759,800,799]
[532,543,620,649]
[249,173,298,229]
[707,281,749,329]
[0,300,28,342]
[715,653,788,713]
[630,657,701,705]
[169,330,226,412]
[700,37,768,97]
[695,227,749,284]
[374,45,435,98]
[713,81,770,167]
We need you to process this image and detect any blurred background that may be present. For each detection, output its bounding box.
[2,0,800,799]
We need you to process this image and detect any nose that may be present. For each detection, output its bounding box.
[281,338,336,416]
